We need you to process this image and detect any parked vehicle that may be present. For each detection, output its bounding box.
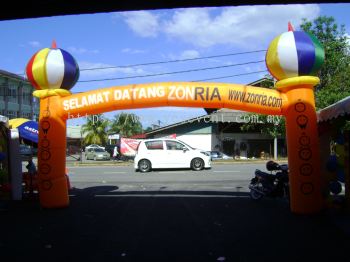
[85,148,110,160]
[134,138,211,172]
[19,144,37,156]
[20,144,33,156]
[84,144,105,152]
[209,151,233,160]
[249,161,289,200]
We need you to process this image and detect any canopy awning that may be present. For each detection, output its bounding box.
[317,96,350,123]
[9,118,38,144]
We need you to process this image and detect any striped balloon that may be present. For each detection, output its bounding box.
[26,47,79,90]
[266,31,324,81]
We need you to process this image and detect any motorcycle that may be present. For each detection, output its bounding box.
[249,160,289,201]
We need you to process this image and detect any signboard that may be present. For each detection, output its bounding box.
[108,134,120,139]
[120,138,141,156]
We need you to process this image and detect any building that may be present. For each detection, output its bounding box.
[143,109,286,159]
[0,69,39,121]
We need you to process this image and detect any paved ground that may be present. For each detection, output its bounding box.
[1,186,350,261]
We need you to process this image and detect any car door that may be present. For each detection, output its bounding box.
[144,140,166,168]
[165,140,190,168]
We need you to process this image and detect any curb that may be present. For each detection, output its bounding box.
[66,161,132,167]
[212,159,288,165]
[65,159,288,167]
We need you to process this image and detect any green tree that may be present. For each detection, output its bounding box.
[300,16,350,109]
[110,112,143,137]
[143,126,153,133]
[81,114,109,146]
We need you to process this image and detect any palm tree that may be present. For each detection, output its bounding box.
[81,114,109,146]
[110,112,143,137]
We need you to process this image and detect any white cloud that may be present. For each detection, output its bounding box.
[121,11,160,37]
[28,41,41,47]
[167,49,201,60]
[122,48,147,54]
[179,50,200,59]
[120,5,320,48]
[78,61,146,79]
[68,47,99,54]
[163,5,320,48]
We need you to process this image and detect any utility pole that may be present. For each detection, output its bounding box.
[273,78,278,160]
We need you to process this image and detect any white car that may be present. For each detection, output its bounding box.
[134,138,211,172]
[84,144,105,152]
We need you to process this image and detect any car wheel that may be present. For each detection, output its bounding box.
[138,159,151,173]
[191,158,204,171]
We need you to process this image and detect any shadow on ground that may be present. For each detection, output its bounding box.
[0,186,349,261]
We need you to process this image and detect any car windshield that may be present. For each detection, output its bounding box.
[94,148,105,152]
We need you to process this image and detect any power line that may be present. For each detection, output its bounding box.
[13,49,266,78]
[191,70,268,82]
[0,69,268,97]
[80,50,266,71]
[78,60,265,83]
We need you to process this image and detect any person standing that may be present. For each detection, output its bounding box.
[26,157,37,174]
[25,157,37,195]
[113,146,119,161]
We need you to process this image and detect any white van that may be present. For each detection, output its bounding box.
[134,138,211,172]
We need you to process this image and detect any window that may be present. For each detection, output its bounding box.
[145,140,164,150]
[8,83,18,103]
[166,140,185,150]
[0,82,5,102]
[22,86,32,105]
[21,112,32,119]
[7,110,18,119]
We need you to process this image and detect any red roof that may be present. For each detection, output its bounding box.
[129,133,147,139]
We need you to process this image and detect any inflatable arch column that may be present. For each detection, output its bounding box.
[38,95,69,207]
[277,77,323,213]
[26,44,78,208]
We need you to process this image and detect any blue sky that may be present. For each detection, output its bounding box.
[0,3,349,128]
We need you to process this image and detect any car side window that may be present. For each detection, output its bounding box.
[166,141,185,150]
[145,140,164,150]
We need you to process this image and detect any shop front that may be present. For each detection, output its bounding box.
[0,118,10,197]
[318,96,350,209]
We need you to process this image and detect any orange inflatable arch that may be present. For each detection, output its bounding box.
[35,77,322,214]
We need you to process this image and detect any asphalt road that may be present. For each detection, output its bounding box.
[4,161,350,261]
[67,162,267,193]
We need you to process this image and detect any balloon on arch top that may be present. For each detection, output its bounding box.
[26,40,79,91]
[265,22,325,81]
